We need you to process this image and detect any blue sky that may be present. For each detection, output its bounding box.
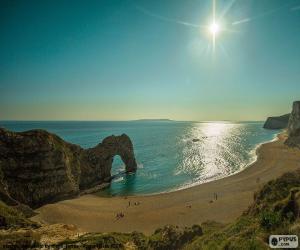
[0,0,300,121]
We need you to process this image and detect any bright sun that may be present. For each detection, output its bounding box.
[209,22,220,36]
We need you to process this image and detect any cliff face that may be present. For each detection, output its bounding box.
[286,101,300,147]
[263,114,290,129]
[0,128,137,208]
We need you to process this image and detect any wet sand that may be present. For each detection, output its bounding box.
[31,133,300,235]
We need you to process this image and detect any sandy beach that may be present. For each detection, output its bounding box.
[31,133,300,235]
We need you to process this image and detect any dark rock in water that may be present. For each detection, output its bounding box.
[263,114,290,129]
[192,139,200,142]
[0,128,137,208]
[286,101,300,147]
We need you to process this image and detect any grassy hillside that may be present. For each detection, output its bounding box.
[184,170,300,250]
[0,201,40,249]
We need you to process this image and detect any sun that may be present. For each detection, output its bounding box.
[209,22,220,36]
[207,20,221,52]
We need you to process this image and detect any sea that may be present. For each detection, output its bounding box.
[0,121,279,196]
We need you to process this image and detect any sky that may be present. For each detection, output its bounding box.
[0,0,300,121]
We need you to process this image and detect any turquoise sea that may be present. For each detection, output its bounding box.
[0,121,278,196]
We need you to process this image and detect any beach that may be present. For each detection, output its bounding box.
[31,133,300,235]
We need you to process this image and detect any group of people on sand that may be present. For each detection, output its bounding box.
[116,212,125,220]
[128,201,140,207]
[116,200,142,220]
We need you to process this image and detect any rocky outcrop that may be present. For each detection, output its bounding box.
[286,101,300,147]
[79,134,137,190]
[263,114,290,129]
[0,128,137,208]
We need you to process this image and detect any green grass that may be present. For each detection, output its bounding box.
[0,201,38,229]
[58,231,148,249]
[0,230,41,250]
[183,170,300,250]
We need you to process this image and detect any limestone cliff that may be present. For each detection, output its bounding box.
[0,128,137,208]
[286,101,300,147]
[263,113,290,129]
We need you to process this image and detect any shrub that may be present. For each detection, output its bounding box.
[260,210,281,230]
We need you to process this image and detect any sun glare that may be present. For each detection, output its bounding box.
[207,19,221,52]
[209,22,220,36]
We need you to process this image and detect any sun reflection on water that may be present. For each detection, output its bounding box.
[177,122,245,186]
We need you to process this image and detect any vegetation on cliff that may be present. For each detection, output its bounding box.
[0,201,38,230]
[0,201,41,249]
[184,170,300,250]
[55,224,203,250]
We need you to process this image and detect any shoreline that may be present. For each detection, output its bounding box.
[105,131,280,197]
[31,132,300,234]
[165,131,281,195]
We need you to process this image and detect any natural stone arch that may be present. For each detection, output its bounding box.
[0,128,137,207]
[101,134,138,173]
[79,134,137,189]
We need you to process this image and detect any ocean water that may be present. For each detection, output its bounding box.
[0,121,278,196]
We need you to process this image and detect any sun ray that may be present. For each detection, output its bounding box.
[232,2,293,26]
[219,0,236,20]
[210,0,219,53]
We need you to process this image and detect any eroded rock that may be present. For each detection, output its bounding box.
[0,128,137,208]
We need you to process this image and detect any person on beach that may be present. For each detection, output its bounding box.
[116,212,125,219]
[213,192,218,200]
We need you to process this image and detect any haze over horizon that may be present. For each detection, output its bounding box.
[1,0,300,121]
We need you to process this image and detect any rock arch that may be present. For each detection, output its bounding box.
[79,134,138,189]
[0,128,137,207]
[101,134,138,173]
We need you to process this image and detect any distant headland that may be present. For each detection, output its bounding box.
[131,119,174,122]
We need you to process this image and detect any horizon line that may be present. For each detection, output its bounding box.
[0,119,266,123]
